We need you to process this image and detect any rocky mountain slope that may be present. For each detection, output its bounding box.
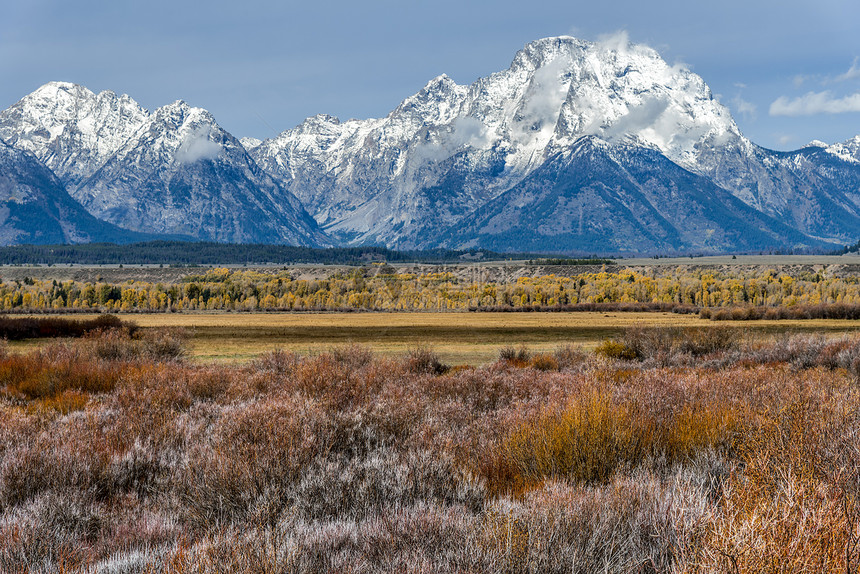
[0,139,168,244]
[74,101,328,244]
[433,137,826,253]
[245,36,857,250]
[0,84,327,245]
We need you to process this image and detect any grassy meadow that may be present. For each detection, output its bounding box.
[8,311,860,364]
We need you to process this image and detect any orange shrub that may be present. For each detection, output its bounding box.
[703,397,860,571]
[594,339,637,360]
[528,353,559,371]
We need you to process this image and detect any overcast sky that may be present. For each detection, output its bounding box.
[3,0,858,150]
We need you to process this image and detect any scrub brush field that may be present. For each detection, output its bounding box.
[1,324,860,572]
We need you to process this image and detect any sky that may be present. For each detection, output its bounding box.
[2,0,859,150]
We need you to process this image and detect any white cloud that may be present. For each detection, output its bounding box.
[601,96,670,140]
[595,30,660,61]
[518,57,569,130]
[769,91,860,116]
[176,127,222,163]
[731,95,757,120]
[836,57,860,82]
[451,116,493,149]
[412,116,493,164]
[596,30,631,55]
[778,135,796,147]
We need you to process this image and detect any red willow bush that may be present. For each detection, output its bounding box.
[0,313,131,340]
[1,329,859,572]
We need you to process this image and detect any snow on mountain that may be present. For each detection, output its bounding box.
[239,137,263,152]
[247,36,860,248]
[0,83,328,245]
[249,74,472,241]
[466,36,740,170]
[249,36,747,246]
[432,136,828,253]
[74,100,328,244]
[0,82,148,187]
[827,136,860,163]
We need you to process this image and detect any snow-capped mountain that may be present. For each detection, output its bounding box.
[691,135,860,241]
[249,36,748,245]
[433,137,826,253]
[1,36,859,252]
[0,84,327,245]
[74,100,328,244]
[0,82,148,187]
[248,36,858,250]
[827,136,860,163]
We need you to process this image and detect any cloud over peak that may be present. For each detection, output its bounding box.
[176,127,222,163]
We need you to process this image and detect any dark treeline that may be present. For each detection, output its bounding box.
[0,314,132,340]
[526,258,616,266]
[830,238,860,255]
[0,242,541,266]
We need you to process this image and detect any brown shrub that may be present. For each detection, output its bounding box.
[594,339,637,360]
[0,347,123,400]
[330,343,373,370]
[553,344,587,370]
[0,313,131,340]
[404,347,449,375]
[675,326,738,357]
[492,391,644,494]
[1,333,859,572]
[498,345,531,367]
[176,396,335,528]
[82,327,188,362]
[528,353,559,371]
[249,349,301,376]
[704,397,860,571]
[28,389,89,415]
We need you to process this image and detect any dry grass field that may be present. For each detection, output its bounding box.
[8,311,860,364]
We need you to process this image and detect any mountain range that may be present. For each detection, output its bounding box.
[2,36,859,254]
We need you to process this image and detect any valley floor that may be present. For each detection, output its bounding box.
[8,311,860,364]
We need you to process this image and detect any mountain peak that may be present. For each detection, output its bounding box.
[5,38,855,253]
[33,80,93,95]
[157,99,193,116]
[0,81,149,187]
[28,81,140,109]
[306,113,341,125]
[826,135,860,163]
[424,74,457,90]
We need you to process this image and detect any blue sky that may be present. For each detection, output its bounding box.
[2,0,858,150]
